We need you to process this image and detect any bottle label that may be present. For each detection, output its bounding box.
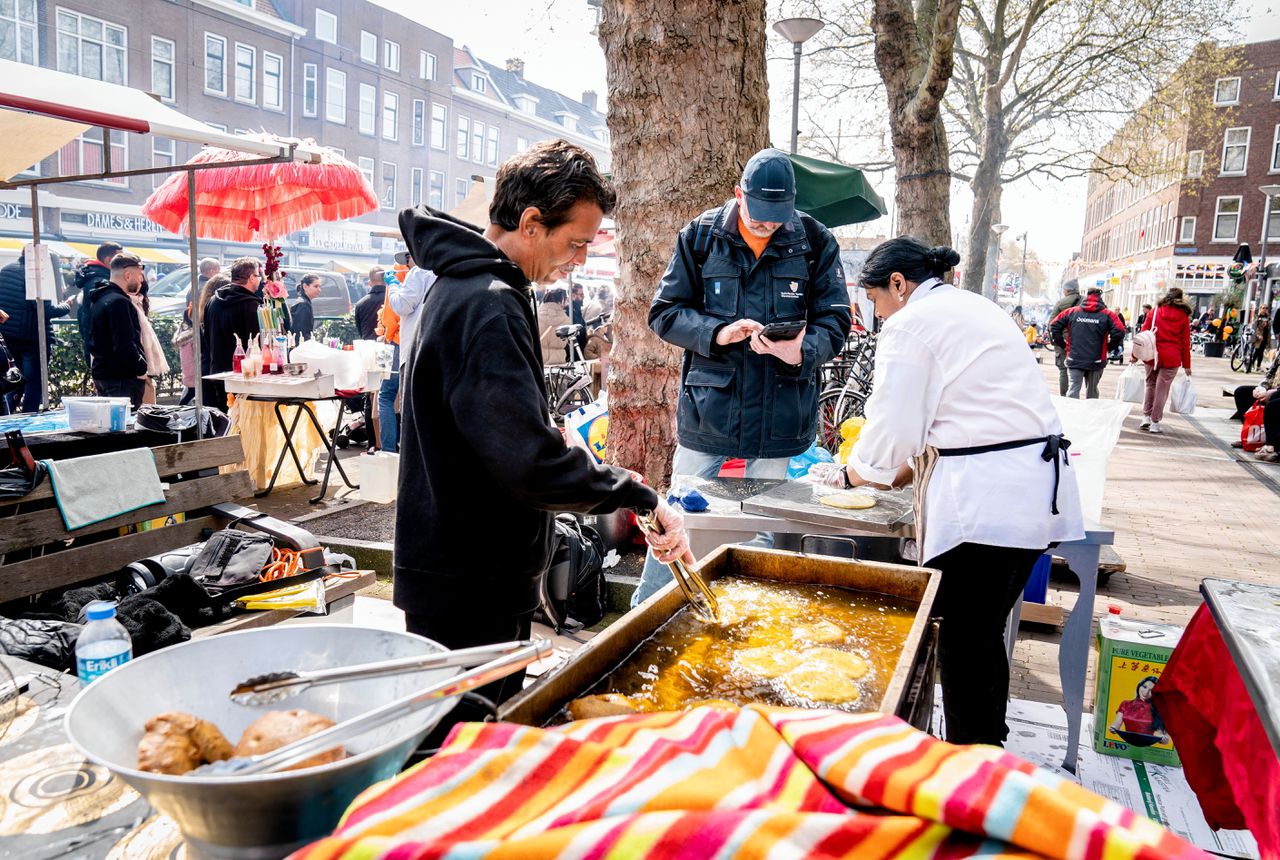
[77,649,131,684]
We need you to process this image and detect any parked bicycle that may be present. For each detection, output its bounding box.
[817,330,877,452]
[1230,323,1258,373]
[543,313,610,424]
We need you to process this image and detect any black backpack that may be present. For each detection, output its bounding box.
[537,514,608,634]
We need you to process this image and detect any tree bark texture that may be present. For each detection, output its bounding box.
[598,0,769,486]
[871,0,962,248]
[962,47,1007,295]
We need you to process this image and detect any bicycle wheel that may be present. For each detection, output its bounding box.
[818,389,867,452]
[1230,344,1249,373]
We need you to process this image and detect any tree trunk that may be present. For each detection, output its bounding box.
[962,46,1008,295]
[598,0,769,486]
[886,114,953,247]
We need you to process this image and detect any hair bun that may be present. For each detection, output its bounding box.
[924,246,961,276]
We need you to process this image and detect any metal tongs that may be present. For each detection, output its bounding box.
[635,510,719,622]
[196,640,552,777]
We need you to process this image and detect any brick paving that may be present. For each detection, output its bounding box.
[1010,351,1280,708]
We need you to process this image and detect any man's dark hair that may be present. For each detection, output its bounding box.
[1087,286,1103,295]
[230,257,260,283]
[110,251,142,272]
[489,139,616,232]
[96,242,123,264]
[543,288,567,305]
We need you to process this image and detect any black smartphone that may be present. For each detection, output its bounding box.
[759,320,805,341]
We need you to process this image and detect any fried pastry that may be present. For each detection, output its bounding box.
[782,665,862,704]
[567,693,638,720]
[793,621,845,645]
[234,710,342,771]
[735,646,803,679]
[137,712,234,775]
[804,647,871,680]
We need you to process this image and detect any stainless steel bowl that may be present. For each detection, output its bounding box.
[65,625,458,860]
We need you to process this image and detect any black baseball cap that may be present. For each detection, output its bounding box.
[740,148,796,224]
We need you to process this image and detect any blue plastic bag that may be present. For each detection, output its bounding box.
[787,440,834,478]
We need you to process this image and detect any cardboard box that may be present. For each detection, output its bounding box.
[1093,615,1183,766]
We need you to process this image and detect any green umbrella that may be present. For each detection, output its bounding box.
[789,152,887,228]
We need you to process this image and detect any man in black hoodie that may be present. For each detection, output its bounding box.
[353,267,385,340]
[75,242,122,363]
[87,252,147,406]
[396,139,691,706]
[203,257,263,411]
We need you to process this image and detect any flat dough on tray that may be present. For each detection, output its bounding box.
[819,491,877,510]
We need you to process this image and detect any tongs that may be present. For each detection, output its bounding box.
[635,511,719,622]
[230,640,543,706]
[196,640,551,777]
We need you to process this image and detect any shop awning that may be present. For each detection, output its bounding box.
[790,153,887,228]
[57,240,186,264]
[0,59,323,182]
[0,237,25,253]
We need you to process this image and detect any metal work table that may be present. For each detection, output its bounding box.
[1201,578,1280,758]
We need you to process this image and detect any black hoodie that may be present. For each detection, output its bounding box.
[205,283,262,374]
[86,281,146,380]
[393,206,657,619]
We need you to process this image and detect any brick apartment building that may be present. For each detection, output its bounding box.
[1076,39,1280,318]
[0,0,609,271]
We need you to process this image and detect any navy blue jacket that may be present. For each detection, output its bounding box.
[649,201,851,459]
[0,259,71,347]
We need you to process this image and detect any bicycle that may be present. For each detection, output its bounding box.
[1190,330,1211,356]
[543,314,610,424]
[816,330,877,451]
[1230,324,1257,373]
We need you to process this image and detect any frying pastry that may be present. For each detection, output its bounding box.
[137,712,234,775]
[735,646,803,679]
[235,710,343,771]
[819,491,877,510]
[686,699,740,711]
[804,647,871,680]
[793,621,845,645]
[782,664,862,704]
[567,694,638,720]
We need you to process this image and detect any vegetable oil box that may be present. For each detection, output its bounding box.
[1093,615,1183,766]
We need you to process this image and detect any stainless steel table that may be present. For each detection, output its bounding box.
[1200,578,1280,758]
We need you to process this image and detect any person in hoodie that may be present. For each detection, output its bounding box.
[395,138,692,711]
[1050,286,1125,399]
[74,242,122,363]
[86,252,147,407]
[0,254,75,412]
[202,257,263,411]
[353,267,386,340]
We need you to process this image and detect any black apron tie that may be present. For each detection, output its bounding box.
[936,434,1071,515]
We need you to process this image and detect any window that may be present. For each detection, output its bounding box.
[358,83,376,135]
[411,99,425,146]
[420,51,436,80]
[59,130,127,186]
[429,170,444,209]
[206,122,227,132]
[234,44,255,103]
[315,9,337,44]
[1,0,37,65]
[471,120,484,163]
[410,167,423,205]
[1272,124,1280,172]
[1213,196,1241,242]
[1221,127,1250,175]
[357,156,375,188]
[360,31,376,63]
[263,52,283,111]
[152,137,174,188]
[516,136,529,153]
[1214,77,1241,106]
[381,162,397,210]
[1266,196,1280,243]
[1186,150,1203,179]
[456,115,469,158]
[430,103,447,149]
[471,73,486,93]
[302,63,318,117]
[382,91,399,141]
[456,177,468,205]
[329,147,344,158]
[555,112,577,132]
[57,10,127,84]
[384,40,399,72]
[151,36,174,101]
[514,95,536,115]
[486,125,499,167]
[325,68,346,123]
[1275,71,1280,100]
[204,33,226,95]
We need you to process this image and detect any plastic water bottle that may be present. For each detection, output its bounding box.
[76,601,132,685]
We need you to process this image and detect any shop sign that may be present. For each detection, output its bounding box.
[60,210,172,238]
[300,224,374,254]
[1173,247,1199,255]
[0,202,32,227]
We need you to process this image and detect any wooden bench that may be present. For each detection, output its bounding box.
[0,435,373,635]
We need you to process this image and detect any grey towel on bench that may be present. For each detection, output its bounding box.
[42,447,165,531]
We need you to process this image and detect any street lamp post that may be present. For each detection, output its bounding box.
[991,223,1010,302]
[1016,231,1028,309]
[772,17,825,155]
[1258,184,1280,316]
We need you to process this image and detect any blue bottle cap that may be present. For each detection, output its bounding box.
[85,600,117,621]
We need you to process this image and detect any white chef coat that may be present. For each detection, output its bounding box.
[849,280,1084,563]
[388,266,438,367]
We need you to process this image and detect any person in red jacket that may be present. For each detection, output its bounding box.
[1135,287,1193,433]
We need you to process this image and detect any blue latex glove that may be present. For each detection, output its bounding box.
[666,487,709,513]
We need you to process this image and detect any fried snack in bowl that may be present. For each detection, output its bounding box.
[138,712,234,775]
[234,710,344,772]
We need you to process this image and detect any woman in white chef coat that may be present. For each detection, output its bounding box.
[825,237,1084,747]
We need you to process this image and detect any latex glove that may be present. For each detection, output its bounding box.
[750,327,806,366]
[808,462,847,488]
[714,318,764,347]
[645,500,695,566]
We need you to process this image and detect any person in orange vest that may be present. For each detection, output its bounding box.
[377,272,402,453]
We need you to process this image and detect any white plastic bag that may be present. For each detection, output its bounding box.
[1114,363,1145,404]
[1051,396,1131,525]
[1169,372,1197,415]
[564,392,609,463]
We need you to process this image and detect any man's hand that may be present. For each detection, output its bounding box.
[645,500,695,566]
[714,319,763,347]
[750,326,806,366]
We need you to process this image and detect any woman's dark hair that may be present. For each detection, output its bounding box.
[859,237,961,288]
[1136,675,1166,735]
[489,139,617,232]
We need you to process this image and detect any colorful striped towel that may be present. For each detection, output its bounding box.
[293,707,1206,860]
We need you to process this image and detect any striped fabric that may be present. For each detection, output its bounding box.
[293,707,1205,860]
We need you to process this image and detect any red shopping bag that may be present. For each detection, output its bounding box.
[1241,402,1266,452]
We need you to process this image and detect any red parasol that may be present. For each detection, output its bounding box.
[143,133,378,242]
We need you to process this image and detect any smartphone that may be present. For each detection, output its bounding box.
[759,320,805,341]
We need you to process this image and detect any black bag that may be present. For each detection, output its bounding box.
[0,333,22,397]
[189,529,276,592]
[538,514,607,634]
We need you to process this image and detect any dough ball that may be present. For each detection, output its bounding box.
[782,665,862,704]
[735,646,802,679]
[235,710,342,771]
[137,712,233,775]
[567,694,638,721]
[819,492,877,510]
[793,621,845,645]
[804,647,871,680]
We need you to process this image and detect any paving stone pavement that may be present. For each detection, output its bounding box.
[1011,350,1280,708]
